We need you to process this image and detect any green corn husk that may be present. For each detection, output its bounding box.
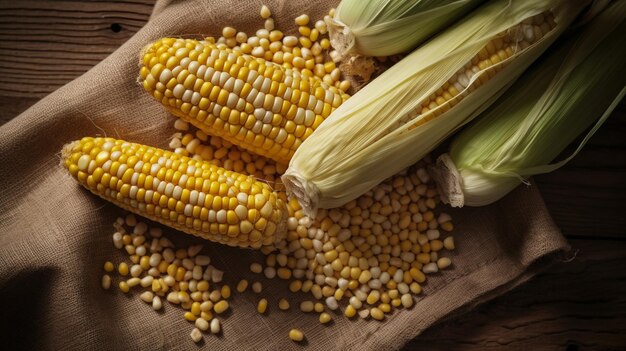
[327,0,486,57]
[283,0,589,217]
[432,1,626,207]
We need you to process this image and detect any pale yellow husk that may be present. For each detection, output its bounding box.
[433,1,626,207]
[283,0,589,217]
[327,0,486,57]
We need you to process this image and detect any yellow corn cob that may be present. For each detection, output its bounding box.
[140,38,349,164]
[62,137,287,249]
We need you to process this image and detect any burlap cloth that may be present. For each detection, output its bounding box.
[0,0,569,349]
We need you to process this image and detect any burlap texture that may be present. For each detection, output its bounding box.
[0,0,569,349]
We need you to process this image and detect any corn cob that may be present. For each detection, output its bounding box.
[284,0,588,216]
[433,1,626,207]
[140,38,349,164]
[62,137,287,249]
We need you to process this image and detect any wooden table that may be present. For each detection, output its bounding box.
[1,1,624,349]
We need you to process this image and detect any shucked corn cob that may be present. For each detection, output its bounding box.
[140,38,349,164]
[62,137,287,249]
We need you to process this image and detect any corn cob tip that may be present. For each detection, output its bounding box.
[429,153,464,208]
[60,141,79,165]
[325,16,354,59]
[281,168,318,218]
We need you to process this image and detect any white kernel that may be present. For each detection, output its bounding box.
[260,5,271,19]
[251,46,265,57]
[190,328,202,343]
[325,296,338,310]
[210,318,221,334]
[401,294,414,308]
[152,296,162,310]
[130,265,143,277]
[140,276,154,287]
[112,232,123,249]
[149,253,162,267]
[349,296,362,309]
[174,119,189,131]
[140,291,154,303]
[423,262,438,274]
[211,267,224,282]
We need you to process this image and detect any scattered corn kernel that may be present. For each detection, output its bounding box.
[344,305,356,318]
[300,301,314,312]
[437,257,452,270]
[443,236,455,250]
[214,300,229,314]
[278,298,290,310]
[294,14,309,26]
[184,311,197,322]
[103,261,114,272]
[118,262,129,276]
[236,279,249,293]
[319,312,332,324]
[190,328,202,343]
[210,318,221,334]
[257,298,268,314]
[371,307,384,321]
[119,281,129,293]
[260,5,271,19]
[101,274,111,290]
[195,317,209,331]
[289,328,304,342]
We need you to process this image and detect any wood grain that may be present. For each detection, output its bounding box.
[1,1,625,350]
[536,104,626,240]
[0,0,154,98]
[407,239,626,350]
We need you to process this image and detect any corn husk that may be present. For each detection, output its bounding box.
[431,1,626,207]
[283,0,588,217]
[327,0,486,57]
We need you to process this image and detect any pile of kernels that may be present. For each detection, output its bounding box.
[166,120,456,326]
[250,163,455,322]
[103,214,231,343]
[206,5,349,91]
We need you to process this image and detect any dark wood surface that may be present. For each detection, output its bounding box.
[1,1,624,349]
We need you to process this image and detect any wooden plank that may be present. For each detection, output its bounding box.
[536,105,626,239]
[405,239,626,350]
[0,96,39,125]
[0,0,154,98]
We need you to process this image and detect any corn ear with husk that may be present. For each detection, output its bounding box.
[327,0,486,57]
[431,1,626,207]
[283,0,589,217]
